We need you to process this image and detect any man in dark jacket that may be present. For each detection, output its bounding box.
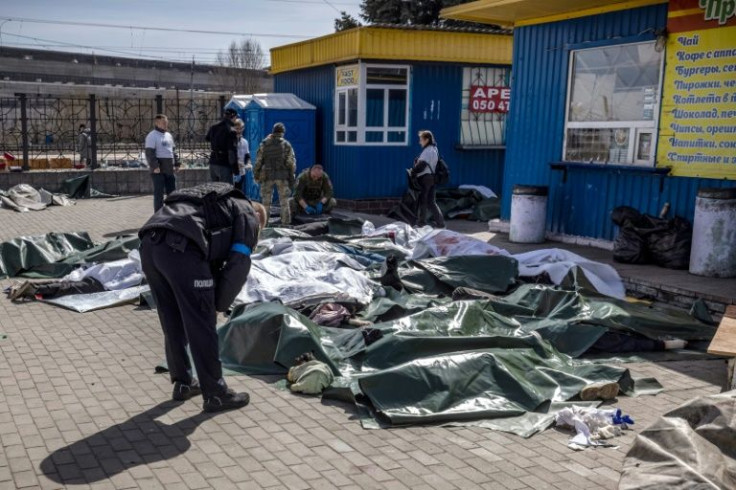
[205,108,239,182]
[138,183,266,412]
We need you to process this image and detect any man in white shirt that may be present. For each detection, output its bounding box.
[145,114,180,212]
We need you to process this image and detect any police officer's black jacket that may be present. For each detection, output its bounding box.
[139,182,260,311]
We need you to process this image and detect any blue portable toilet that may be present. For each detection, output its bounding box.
[225,93,316,203]
[242,93,316,172]
[224,95,252,122]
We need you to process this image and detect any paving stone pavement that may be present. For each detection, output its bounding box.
[0,196,728,490]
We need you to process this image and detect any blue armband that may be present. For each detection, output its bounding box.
[230,243,252,256]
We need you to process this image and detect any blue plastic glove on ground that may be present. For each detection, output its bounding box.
[612,409,634,425]
[316,202,323,214]
[305,205,316,215]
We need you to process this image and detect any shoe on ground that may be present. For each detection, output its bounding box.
[580,381,620,401]
[203,389,250,413]
[172,379,202,401]
[8,280,33,301]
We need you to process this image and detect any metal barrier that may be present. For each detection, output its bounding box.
[0,93,228,170]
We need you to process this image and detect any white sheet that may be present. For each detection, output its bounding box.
[233,251,375,307]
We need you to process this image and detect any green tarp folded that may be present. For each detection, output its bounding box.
[0,232,140,279]
[61,174,116,199]
[0,232,95,279]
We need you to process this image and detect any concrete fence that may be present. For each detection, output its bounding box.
[0,169,211,195]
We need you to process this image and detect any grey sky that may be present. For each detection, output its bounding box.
[0,0,364,66]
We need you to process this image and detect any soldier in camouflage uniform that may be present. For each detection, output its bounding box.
[289,163,336,217]
[254,122,296,225]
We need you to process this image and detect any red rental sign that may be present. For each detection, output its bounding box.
[469,86,511,113]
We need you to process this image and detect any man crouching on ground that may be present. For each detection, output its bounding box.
[289,163,336,218]
[138,182,266,412]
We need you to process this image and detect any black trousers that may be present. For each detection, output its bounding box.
[36,276,105,298]
[140,230,227,398]
[416,174,445,227]
[209,164,233,183]
[152,173,176,212]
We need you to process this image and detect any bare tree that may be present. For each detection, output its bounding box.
[215,39,267,94]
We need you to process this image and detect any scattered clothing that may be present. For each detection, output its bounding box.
[556,405,633,450]
[309,303,352,327]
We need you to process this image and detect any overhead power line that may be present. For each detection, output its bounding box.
[0,16,311,39]
[0,33,271,65]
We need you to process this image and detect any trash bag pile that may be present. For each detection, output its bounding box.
[611,206,692,269]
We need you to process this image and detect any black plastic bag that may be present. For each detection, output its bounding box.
[613,226,648,264]
[612,206,649,264]
[647,216,692,270]
[611,206,692,269]
[611,206,643,227]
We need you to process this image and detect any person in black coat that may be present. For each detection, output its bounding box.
[138,182,266,412]
[205,108,239,183]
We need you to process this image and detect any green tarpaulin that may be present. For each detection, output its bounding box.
[211,281,719,435]
[204,223,716,436]
[0,232,94,279]
[0,232,140,279]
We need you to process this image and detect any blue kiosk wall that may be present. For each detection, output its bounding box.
[275,63,506,200]
[501,4,736,240]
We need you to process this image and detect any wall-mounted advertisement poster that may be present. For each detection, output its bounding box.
[657,0,736,179]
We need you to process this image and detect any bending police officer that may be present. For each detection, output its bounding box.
[139,182,266,412]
